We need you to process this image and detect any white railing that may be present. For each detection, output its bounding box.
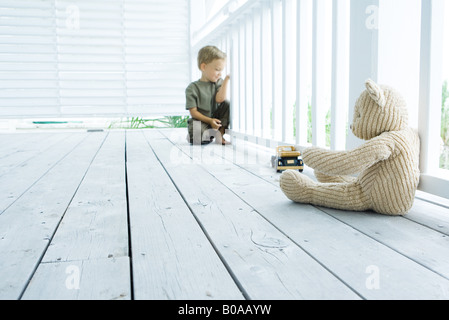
[191,0,449,201]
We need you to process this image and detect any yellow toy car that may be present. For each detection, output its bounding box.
[271,146,304,173]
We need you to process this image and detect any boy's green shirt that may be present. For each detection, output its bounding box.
[185,78,224,118]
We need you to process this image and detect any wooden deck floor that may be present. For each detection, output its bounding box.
[1,128,449,300]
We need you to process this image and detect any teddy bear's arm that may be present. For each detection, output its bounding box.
[302,135,394,176]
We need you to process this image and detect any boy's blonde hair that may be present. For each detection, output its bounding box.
[197,46,227,69]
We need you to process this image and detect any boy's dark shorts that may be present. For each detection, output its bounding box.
[187,101,230,145]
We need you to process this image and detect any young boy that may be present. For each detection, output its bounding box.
[186,46,231,145]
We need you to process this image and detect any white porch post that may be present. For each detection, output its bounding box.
[418,0,447,198]
[282,0,296,143]
[295,0,312,146]
[347,0,379,151]
[419,0,444,175]
[271,0,283,141]
[311,0,329,147]
[331,0,349,151]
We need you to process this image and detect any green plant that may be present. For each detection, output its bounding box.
[108,117,155,129]
[291,101,312,142]
[108,116,189,130]
[155,116,189,128]
[305,103,331,147]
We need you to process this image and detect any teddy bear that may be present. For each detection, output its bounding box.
[280,79,421,216]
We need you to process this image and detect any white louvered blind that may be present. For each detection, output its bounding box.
[0,0,59,117]
[0,0,190,118]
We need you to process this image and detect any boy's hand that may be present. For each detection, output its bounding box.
[210,118,222,130]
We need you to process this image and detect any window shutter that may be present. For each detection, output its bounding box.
[56,0,127,117]
[0,0,59,117]
[0,0,190,118]
[124,0,190,116]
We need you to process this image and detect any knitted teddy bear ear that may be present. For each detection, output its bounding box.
[365,79,386,108]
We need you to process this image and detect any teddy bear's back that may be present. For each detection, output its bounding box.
[358,127,420,215]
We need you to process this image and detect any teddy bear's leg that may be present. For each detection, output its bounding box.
[280,170,317,204]
[314,171,357,184]
[280,170,371,212]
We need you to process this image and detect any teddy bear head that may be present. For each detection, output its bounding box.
[352,79,409,140]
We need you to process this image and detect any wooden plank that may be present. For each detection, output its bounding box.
[41,131,128,263]
[0,132,70,177]
[203,130,449,285]
[0,132,88,214]
[233,133,449,282]
[126,130,243,300]
[200,160,449,299]
[0,132,50,160]
[239,138,449,242]
[322,207,449,280]
[407,200,449,236]
[163,129,449,299]
[22,258,130,300]
[0,133,40,155]
[0,132,106,300]
[146,130,359,300]
[21,131,130,300]
[212,130,449,238]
